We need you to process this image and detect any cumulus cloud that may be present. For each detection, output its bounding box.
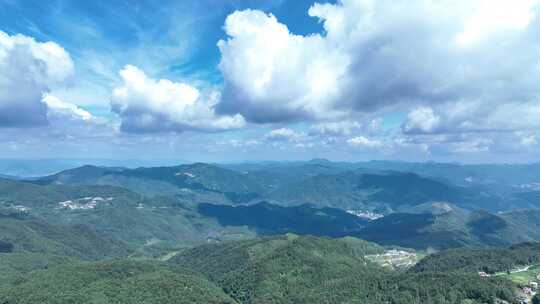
[216,0,540,135]
[217,9,349,122]
[111,65,245,133]
[0,31,74,127]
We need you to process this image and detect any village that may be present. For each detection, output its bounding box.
[57,196,114,210]
[515,276,538,304]
[365,249,419,269]
[346,209,384,221]
[479,267,540,304]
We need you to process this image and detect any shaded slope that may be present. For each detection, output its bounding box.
[198,202,368,237]
[357,209,540,250]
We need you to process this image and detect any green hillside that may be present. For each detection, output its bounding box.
[0,231,524,304]
[0,260,236,304]
[413,242,540,274]
[0,217,131,284]
[0,178,140,209]
[266,171,479,212]
[170,235,516,304]
[36,164,265,203]
[357,209,540,250]
[33,162,540,213]
[0,179,255,256]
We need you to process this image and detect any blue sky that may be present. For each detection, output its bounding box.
[1,0,540,163]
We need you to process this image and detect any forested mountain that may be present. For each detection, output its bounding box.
[2,235,522,304]
[0,260,236,304]
[358,209,540,250]
[35,164,264,202]
[0,217,131,283]
[198,201,540,250]
[1,160,540,303]
[225,160,540,188]
[34,161,540,212]
[3,176,540,255]
[169,235,516,304]
[0,179,256,262]
[198,201,369,236]
[265,171,468,211]
[414,242,540,274]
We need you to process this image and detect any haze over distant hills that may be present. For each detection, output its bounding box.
[27,159,540,211]
[2,159,540,250]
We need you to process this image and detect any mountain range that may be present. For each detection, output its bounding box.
[1,160,540,303]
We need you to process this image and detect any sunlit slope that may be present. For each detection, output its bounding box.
[0,260,236,304]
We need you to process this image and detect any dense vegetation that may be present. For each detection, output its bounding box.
[414,242,540,274]
[0,180,256,258]
[1,235,520,303]
[0,217,132,284]
[3,160,540,303]
[33,162,540,212]
[0,260,236,304]
[353,209,540,250]
[170,235,517,304]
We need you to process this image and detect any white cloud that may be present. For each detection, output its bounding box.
[456,0,539,45]
[347,136,384,148]
[215,0,540,135]
[520,134,538,147]
[0,31,74,127]
[402,107,441,134]
[216,9,349,122]
[43,94,94,121]
[111,65,245,133]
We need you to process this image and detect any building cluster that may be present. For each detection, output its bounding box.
[11,205,31,213]
[478,271,491,278]
[365,250,418,269]
[57,197,114,210]
[345,209,384,220]
[517,281,538,304]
